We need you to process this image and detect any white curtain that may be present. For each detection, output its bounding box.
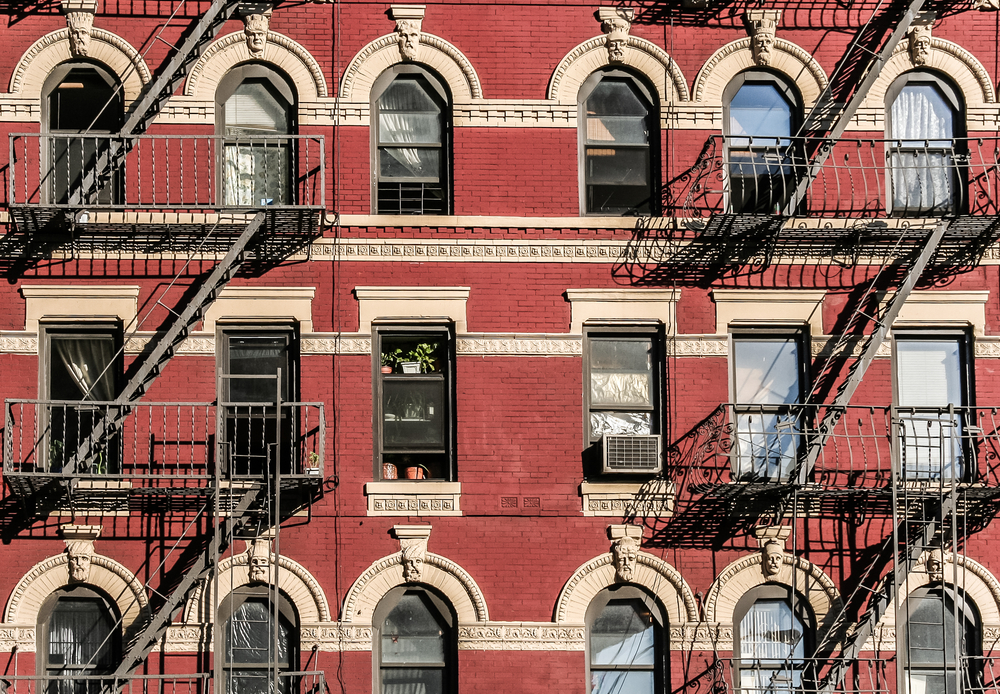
[53,338,114,401]
[890,86,955,212]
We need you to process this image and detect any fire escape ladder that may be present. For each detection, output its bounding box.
[61,212,267,477]
[110,484,265,678]
[121,0,242,136]
[783,0,927,215]
[815,491,956,694]
[791,220,949,488]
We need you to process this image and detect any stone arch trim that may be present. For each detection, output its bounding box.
[692,37,828,106]
[863,38,995,113]
[555,552,699,625]
[184,30,327,101]
[547,36,689,104]
[868,552,1000,652]
[341,551,489,625]
[703,552,842,648]
[4,553,149,652]
[9,28,151,104]
[339,33,483,102]
[182,551,331,624]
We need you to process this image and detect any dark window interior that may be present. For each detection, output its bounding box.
[223,595,297,694]
[376,589,453,694]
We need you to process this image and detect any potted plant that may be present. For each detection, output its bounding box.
[403,463,430,480]
[304,451,321,475]
[381,347,403,373]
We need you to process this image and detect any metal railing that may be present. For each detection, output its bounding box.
[8,134,325,209]
[689,404,1000,489]
[1,671,324,694]
[3,399,325,482]
[669,136,1000,219]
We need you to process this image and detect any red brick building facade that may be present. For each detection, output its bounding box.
[1,1,999,693]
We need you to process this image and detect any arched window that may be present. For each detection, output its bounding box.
[579,70,657,216]
[734,585,813,694]
[724,71,801,214]
[217,65,295,207]
[220,589,298,694]
[373,586,456,694]
[38,587,121,694]
[901,586,981,694]
[372,66,451,215]
[43,62,123,205]
[586,585,667,694]
[886,71,964,215]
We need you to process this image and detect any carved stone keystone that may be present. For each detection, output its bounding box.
[245,536,274,583]
[597,7,634,64]
[754,525,791,579]
[745,10,781,67]
[240,6,272,58]
[61,524,102,583]
[393,525,431,583]
[608,524,643,583]
[907,13,935,66]
[390,5,425,61]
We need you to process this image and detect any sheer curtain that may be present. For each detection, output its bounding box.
[740,600,805,694]
[52,338,114,401]
[890,85,956,213]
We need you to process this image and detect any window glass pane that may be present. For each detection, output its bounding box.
[891,84,955,143]
[587,80,649,117]
[379,113,442,145]
[227,336,289,403]
[735,411,800,482]
[225,598,291,665]
[590,339,653,407]
[730,84,792,140]
[586,148,650,186]
[741,666,803,694]
[49,68,122,132]
[223,143,290,206]
[380,148,443,180]
[907,593,956,664]
[381,594,446,664]
[50,335,116,401]
[591,671,654,694]
[587,116,648,145]
[591,600,656,666]
[907,672,957,694]
[740,599,804,662]
[734,339,800,405]
[897,340,961,407]
[382,668,443,694]
[383,379,446,448]
[49,598,115,669]
[225,81,289,135]
[380,78,441,113]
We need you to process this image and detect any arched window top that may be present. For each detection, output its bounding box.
[724,70,801,140]
[44,62,122,133]
[373,586,456,694]
[38,586,121,680]
[371,65,451,215]
[217,64,296,132]
[586,585,667,694]
[220,588,299,694]
[578,69,658,216]
[733,584,814,694]
[887,71,964,141]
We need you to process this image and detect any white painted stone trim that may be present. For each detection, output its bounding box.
[713,289,826,335]
[22,284,140,332]
[342,546,489,625]
[365,482,462,517]
[184,30,327,101]
[891,290,989,335]
[567,288,680,334]
[580,480,675,517]
[203,286,316,332]
[356,286,470,333]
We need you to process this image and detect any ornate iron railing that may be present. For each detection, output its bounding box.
[685,404,1000,490]
[3,399,325,483]
[8,134,325,209]
[668,136,1000,219]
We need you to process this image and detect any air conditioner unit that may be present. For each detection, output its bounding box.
[601,435,662,474]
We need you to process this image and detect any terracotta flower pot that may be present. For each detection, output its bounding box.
[381,365,393,374]
[404,466,426,480]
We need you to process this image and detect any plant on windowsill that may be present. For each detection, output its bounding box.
[403,463,430,480]
[381,342,441,374]
[304,451,321,475]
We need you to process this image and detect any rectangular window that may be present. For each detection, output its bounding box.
[894,331,971,480]
[731,328,807,483]
[584,325,662,475]
[219,327,296,477]
[42,323,123,474]
[374,326,454,481]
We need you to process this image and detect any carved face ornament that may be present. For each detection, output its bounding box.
[66,542,93,582]
[401,544,424,582]
[243,13,270,57]
[396,20,421,61]
[762,541,784,578]
[910,27,932,66]
[927,549,944,582]
[753,32,774,66]
[612,536,639,582]
[66,13,93,58]
[602,18,630,63]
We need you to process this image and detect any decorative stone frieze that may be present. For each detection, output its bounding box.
[745,10,781,66]
[581,480,674,517]
[457,623,585,650]
[365,482,462,516]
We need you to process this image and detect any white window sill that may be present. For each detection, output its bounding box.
[365,481,462,516]
[580,480,674,517]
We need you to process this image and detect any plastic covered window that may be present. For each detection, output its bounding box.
[380,593,448,694]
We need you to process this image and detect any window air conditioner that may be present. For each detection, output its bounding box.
[601,435,662,474]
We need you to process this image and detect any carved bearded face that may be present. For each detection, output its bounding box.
[927,550,944,582]
[753,33,774,66]
[911,32,931,66]
[612,537,639,582]
[396,21,421,61]
[607,37,626,63]
[67,545,92,582]
[249,555,268,582]
[762,542,784,578]
[401,545,423,582]
[66,14,93,57]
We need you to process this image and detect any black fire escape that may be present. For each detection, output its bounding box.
[2,0,326,690]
